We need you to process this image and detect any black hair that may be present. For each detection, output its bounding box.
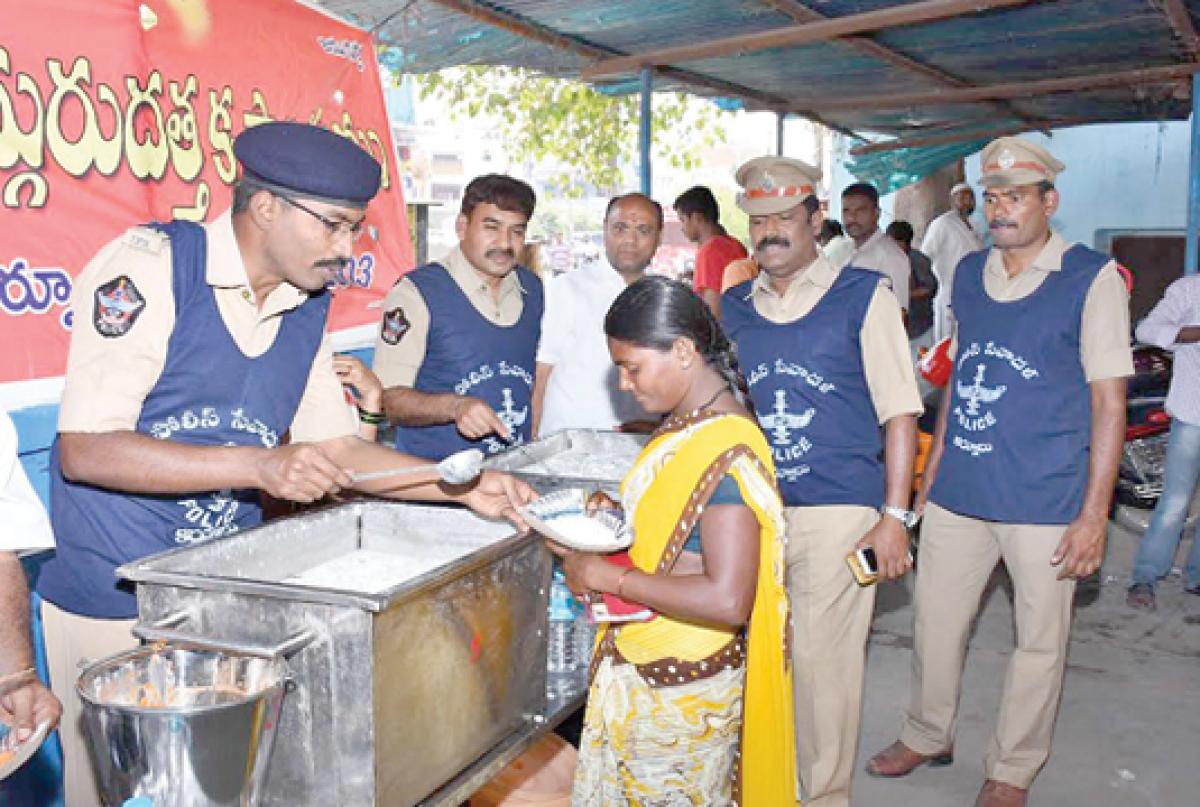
[886,220,914,246]
[605,275,755,415]
[460,174,536,219]
[606,193,664,230]
[231,179,269,214]
[672,186,720,224]
[819,219,844,242]
[1035,179,1055,198]
[841,182,880,207]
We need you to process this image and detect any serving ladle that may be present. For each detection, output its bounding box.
[350,448,486,486]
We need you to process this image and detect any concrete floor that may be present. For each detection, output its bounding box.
[851,513,1200,806]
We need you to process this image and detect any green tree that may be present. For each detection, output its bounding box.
[711,185,750,244]
[404,65,729,195]
[528,208,563,241]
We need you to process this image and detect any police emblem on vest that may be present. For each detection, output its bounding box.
[722,266,885,508]
[931,245,1106,524]
[758,388,816,479]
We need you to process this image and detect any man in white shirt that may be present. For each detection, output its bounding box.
[842,182,911,314]
[819,218,856,269]
[532,194,661,436]
[922,182,985,342]
[0,410,61,752]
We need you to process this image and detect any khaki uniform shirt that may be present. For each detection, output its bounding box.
[748,253,924,426]
[950,232,1134,381]
[58,211,357,442]
[373,246,529,387]
[720,257,759,293]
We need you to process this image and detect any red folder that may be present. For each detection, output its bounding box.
[586,552,656,623]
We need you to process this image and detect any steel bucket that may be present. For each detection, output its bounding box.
[77,644,290,807]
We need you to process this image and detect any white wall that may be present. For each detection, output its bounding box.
[828,120,1193,248]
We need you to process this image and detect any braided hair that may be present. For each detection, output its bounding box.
[604,275,756,417]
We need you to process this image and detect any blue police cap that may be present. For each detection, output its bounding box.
[234,121,381,207]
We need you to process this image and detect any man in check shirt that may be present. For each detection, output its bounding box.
[1127,274,1200,610]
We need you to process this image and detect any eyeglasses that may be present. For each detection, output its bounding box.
[278,195,365,241]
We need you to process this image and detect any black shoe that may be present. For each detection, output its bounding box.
[1126,583,1156,612]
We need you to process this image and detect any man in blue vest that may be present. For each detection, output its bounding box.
[722,156,922,807]
[373,175,542,460]
[866,138,1132,807]
[37,123,533,807]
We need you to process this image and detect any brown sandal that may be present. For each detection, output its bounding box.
[865,741,954,778]
[975,779,1028,806]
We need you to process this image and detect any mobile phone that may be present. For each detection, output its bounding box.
[846,546,878,587]
[846,546,915,586]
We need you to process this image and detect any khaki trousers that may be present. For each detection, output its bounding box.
[40,600,137,807]
[786,505,880,807]
[900,503,1076,789]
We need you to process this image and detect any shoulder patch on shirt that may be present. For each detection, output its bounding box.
[380,306,410,345]
[1114,262,1133,293]
[122,226,167,255]
[93,275,146,338]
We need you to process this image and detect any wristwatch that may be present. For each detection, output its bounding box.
[881,505,919,529]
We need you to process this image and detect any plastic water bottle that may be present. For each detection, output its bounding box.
[573,607,596,670]
[547,569,576,674]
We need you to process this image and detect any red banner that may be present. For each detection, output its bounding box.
[0,0,412,385]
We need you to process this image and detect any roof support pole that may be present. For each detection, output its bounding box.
[776,111,786,155]
[1187,72,1200,275]
[639,67,653,196]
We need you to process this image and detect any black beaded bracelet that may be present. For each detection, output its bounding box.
[357,405,386,425]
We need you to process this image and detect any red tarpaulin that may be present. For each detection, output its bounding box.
[0,0,412,385]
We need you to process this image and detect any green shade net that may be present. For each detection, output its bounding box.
[845,139,987,195]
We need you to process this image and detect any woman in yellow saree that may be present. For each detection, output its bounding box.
[557,276,796,806]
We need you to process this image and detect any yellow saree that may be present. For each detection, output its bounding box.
[573,412,797,806]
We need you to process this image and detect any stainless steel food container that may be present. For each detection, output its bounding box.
[486,429,647,496]
[118,502,550,806]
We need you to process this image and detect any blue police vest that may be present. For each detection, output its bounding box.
[395,264,542,460]
[39,220,328,618]
[930,245,1105,524]
[722,267,884,508]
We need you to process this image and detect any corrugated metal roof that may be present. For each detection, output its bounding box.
[318,0,1200,182]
